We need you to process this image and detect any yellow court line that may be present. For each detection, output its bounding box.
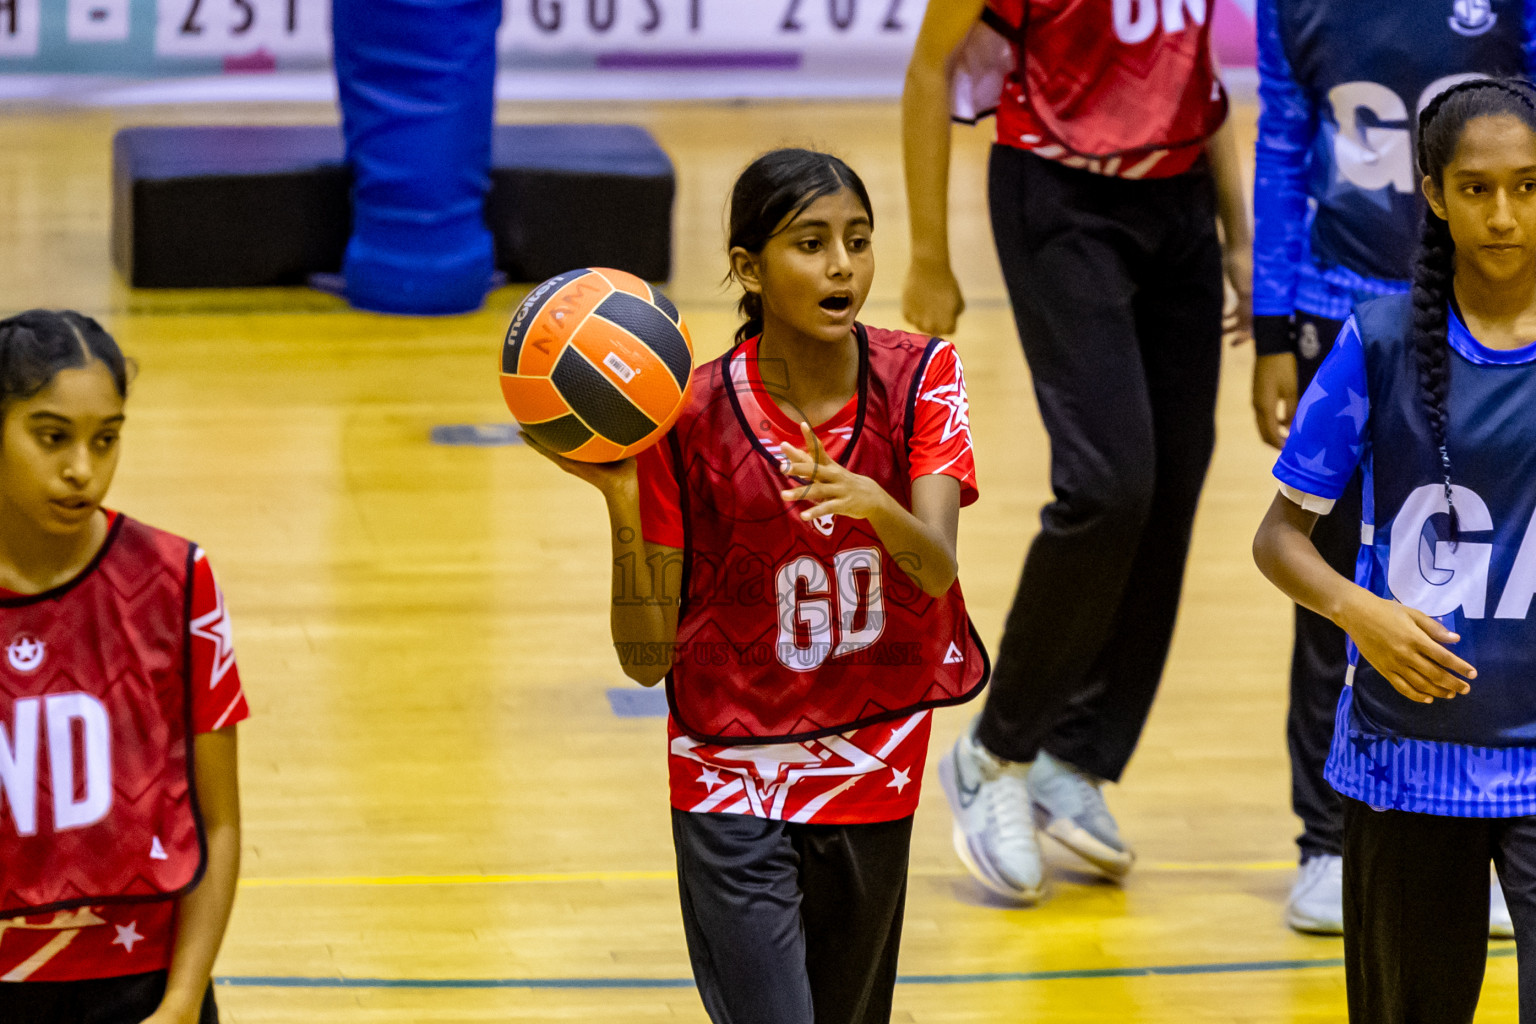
[1140,860,1294,873]
[238,861,1292,889]
[239,870,676,889]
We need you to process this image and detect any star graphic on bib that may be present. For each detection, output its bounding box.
[190,572,237,687]
[886,766,911,794]
[919,362,972,445]
[113,921,143,954]
[698,768,723,792]
[5,635,45,673]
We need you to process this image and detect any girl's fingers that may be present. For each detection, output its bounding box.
[782,460,844,488]
[1408,628,1476,679]
[781,463,815,483]
[1395,681,1436,705]
[783,483,827,503]
[1399,662,1462,700]
[800,500,842,520]
[1407,607,1464,647]
[779,443,825,478]
[799,421,821,459]
[1415,643,1475,688]
[779,442,808,467]
[1386,671,1438,704]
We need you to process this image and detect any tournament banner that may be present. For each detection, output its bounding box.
[0,0,1257,100]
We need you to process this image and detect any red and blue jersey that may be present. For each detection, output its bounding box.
[1275,296,1536,815]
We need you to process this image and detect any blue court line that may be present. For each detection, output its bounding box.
[215,948,1515,991]
[606,686,669,717]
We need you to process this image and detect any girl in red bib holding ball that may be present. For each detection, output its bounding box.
[0,312,246,1024]
[526,149,987,1024]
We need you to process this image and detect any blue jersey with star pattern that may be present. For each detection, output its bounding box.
[1275,295,1536,815]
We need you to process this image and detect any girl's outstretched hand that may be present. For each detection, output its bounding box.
[779,422,892,522]
[1338,590,1477,704]
[521,431,637,495]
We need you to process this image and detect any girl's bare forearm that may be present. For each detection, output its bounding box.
[602,482,678,684]
[1208,117,1252,250]
[1252,493,1361,626]
[902,59,955,267]
[867,494,958,598]
[159,729,240,1022]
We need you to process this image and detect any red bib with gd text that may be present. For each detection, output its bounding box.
[663,325,989,744]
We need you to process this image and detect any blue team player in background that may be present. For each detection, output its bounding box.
[1251,0,1536,935]
[1254,77,1536,1024]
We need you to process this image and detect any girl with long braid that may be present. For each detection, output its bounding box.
[1255,78,1536,1021]
[1251,0,1535,938]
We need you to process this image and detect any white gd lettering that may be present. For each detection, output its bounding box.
[1330,75,1487,195]
[831,547,884,658]
[1111,0,1204,45]
[775,547,887,670]
[0,694,112,836]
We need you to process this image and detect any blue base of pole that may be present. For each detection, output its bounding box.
[333,0,501,316]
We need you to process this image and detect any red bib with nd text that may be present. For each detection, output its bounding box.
[0,516,204,917]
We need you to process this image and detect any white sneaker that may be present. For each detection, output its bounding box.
[1491,870,1514,939]
[937,723,1044,904]
[1027,750,1135,880]
[1286,854,1344,935]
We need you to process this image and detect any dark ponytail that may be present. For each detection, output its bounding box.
[0,310,129,414]
[726,148,874,343]
[1411,78,1536,542]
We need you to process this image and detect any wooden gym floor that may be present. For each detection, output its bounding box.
[0,96,1517,1021]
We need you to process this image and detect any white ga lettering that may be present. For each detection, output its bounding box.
[0,694,112,836]
[1329,75,1489,195]
[775,547,886,671]
[1112,0,1205,45]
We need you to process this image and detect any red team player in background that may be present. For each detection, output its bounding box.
[0,312,247,1024]
[526,148,986,1024]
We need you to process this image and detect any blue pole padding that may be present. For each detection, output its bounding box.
[332,0,501,314]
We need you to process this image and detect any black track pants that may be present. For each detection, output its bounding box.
[976,144,1224,781]
[672,810,912,1024]
[1343,798,1536,1023]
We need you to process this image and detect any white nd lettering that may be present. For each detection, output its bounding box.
[1112,0,1206,45]
[775,547,886,670]
[0,693,112,836]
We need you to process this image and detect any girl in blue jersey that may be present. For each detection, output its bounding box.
[1255,79,1536,1022]
[1251,0,1536,937]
